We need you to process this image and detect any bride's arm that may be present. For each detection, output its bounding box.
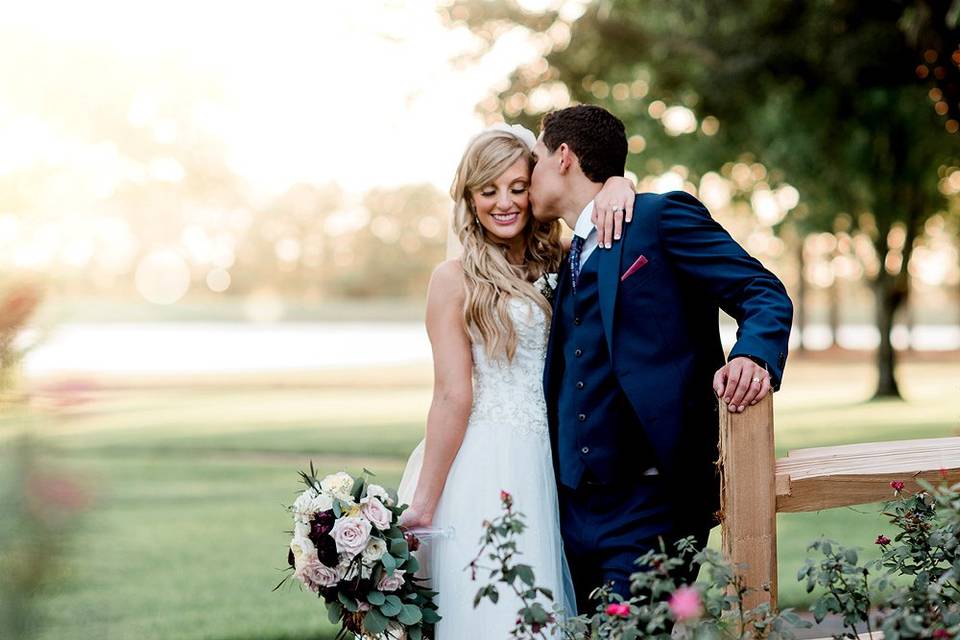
[401,260,473,529]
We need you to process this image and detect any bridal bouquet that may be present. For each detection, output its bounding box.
[278,465,439,640]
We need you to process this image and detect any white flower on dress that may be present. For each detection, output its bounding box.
[331,516,373,557]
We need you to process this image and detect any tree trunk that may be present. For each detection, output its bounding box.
[795,238,807,352]
[828,269,840,349]
[872,272,902,399]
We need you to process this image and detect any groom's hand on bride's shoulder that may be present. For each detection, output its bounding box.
[713,356,772,414]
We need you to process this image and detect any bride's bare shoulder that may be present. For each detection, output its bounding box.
[428,259,466,303]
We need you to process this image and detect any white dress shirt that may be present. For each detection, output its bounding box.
[573,200,599,269]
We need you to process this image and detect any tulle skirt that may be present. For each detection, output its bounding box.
[398,423,576,639]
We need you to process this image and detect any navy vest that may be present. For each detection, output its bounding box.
[556,251,655,489]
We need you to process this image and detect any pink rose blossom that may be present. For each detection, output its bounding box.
[296,553,340,590]
[876,534,891,546]
[605,603,630,617]
[377,569,406,592]
[361,497,392,531]
[331,516,372,557]
[669,586,703,622]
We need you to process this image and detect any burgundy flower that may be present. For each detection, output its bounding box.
[310,510,336,539]
[315,534,339,567]
[875,534,891,546]
[500,490,513,508]
[890,480,906,493]
[404,531,421,552]
[933,629,952,639]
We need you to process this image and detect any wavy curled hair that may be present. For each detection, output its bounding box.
[450,129,563,362]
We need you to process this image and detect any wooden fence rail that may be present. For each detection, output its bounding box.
[719,393,960,615]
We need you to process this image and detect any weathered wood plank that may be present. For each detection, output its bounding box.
[719,393,778,610]
[774,438,960,512]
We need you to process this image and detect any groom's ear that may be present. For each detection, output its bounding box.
[557,143,576,175]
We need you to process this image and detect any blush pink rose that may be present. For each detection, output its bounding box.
[669,586,703,622]
[331,516,372,557]
[377,569,406,592]
[604,603,630,617]
[296,553,340,590]
[361,497,392,531]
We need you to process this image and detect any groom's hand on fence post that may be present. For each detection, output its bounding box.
[713,357,772,413]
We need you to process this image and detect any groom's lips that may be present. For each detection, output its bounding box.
[491,212,520,225]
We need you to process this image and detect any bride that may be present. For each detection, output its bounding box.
[398,123,634,638]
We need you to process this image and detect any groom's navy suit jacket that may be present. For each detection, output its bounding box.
[543,190,793,526]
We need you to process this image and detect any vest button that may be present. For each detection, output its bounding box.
[576,381,584,390]
[574,317,581,325]
[581,446,590,454]
[577,413,586,422]
[574,348,582,357]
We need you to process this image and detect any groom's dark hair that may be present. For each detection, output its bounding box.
[540,105,627,184]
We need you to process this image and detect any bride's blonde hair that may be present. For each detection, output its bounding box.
[450,129,563,362]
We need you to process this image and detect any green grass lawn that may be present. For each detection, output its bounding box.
[3,357,958,639]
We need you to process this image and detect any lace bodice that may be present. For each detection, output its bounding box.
[468,297,550,438]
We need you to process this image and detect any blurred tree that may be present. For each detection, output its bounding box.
[329,184,449,298]
[448,0,960,398]
[234,183,344,297]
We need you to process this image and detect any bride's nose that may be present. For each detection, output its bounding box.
[495,189,513,211]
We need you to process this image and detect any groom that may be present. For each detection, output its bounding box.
[530,105,793,610]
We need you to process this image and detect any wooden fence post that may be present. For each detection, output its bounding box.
[719,392,778,611]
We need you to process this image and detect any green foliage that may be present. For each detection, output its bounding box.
[478,480,960,639]
[450,0,960,397]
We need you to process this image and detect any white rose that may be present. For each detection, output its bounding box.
[331,516,372,557]
[320,471,355,500]
[293,520,311,540]
[290,534,316,568]
[366,483,392,506]
[362,537,388,563]
[377,568,406,592]
[308,492,334,513]
[292,487,320,522]
[360,497,393,531]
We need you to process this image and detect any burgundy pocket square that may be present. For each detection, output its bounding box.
[620,255,649,281]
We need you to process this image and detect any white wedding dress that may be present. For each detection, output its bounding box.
[398,296,576,639]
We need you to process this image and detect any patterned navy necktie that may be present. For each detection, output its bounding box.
[569,234,585,293]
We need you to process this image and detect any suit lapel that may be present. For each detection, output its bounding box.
[597,235,625,357]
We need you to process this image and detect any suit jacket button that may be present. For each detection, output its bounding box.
[574,317,582,325]
[577,413,586,422]
[576,381,584,390]
[574,348,582,357]
[581,446,589,454]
